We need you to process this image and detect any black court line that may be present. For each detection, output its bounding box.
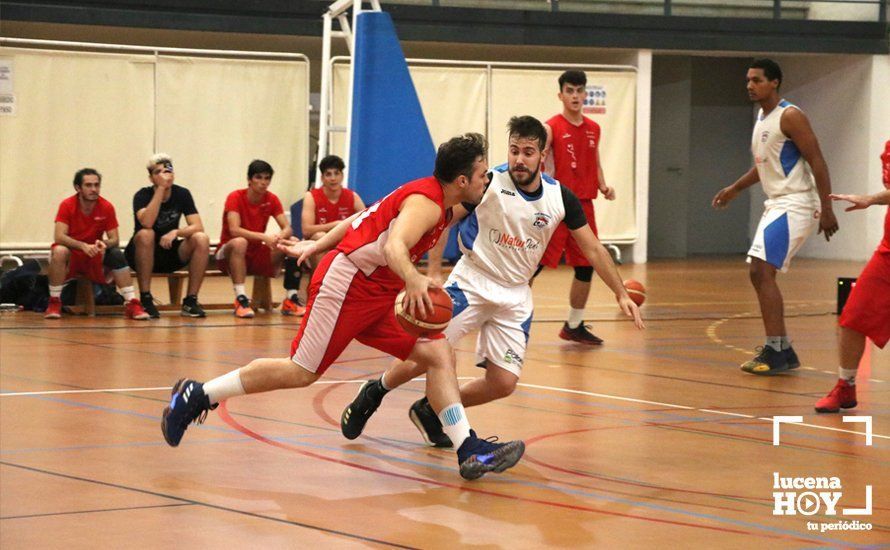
[0,461,418,549]
[1,502,193,520]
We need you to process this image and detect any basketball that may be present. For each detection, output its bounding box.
[395,287,453,337]
[624,279,646,306]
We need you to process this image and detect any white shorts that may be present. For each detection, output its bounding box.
[443,260,533,377]
[747,199,819,272]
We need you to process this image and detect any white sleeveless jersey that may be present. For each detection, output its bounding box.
[456,165,566,287]
[752,100,819,208]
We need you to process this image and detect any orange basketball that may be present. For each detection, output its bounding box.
[395,287,453,337]
[623,279,646,306]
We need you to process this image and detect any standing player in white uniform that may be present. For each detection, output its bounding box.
[341,116,644,447]
[712,59,839,375]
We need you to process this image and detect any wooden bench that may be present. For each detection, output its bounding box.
[71,272,277,315]
[161,271,276,311]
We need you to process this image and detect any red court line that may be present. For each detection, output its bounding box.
[216,402,820,545]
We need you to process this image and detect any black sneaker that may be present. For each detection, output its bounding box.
[181,296,206,318]
[457,430,525,480]
[161,378,215,446]
[140,293,161,319]
[341,380,385,440]
[785,346,801,370]
[740,346,790,375]
[409,397,453,448]
[558,322,604,345]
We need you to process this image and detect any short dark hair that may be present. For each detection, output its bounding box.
[73,168,101,189]
[507,116,547,151]
[318,155,345,173]
[750,58,783,89]
[558,70,587,90]
[434,133,487,183]
[247,159,274,179]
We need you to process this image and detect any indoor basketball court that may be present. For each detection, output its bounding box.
[1,0,888,548]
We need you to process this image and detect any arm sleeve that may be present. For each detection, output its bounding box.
[132,188,151,213]
[561,185,588,230]
[106,202,119,231]
[178,188,199,216]
[223,191,239,215]
[270,193,284,217]
[54,200,71,224]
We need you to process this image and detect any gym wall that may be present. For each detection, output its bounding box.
[0,46,310,248]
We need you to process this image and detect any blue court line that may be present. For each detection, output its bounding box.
[3,390,876,547]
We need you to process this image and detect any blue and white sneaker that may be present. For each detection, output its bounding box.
[457,430,525,480]
[161,378,214,447]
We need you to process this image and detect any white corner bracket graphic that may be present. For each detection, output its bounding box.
[773,416,803,446]
[842,416,873,446]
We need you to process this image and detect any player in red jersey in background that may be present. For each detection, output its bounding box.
[540,70,616,345]
[215,160,294,318]
[161,134,525,480]
[299,155,366,282]
[45,168,149,320]
[815,139,890,412]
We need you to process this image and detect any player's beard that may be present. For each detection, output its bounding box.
[509,163,540,189]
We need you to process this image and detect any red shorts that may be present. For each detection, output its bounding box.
[839,250,890,348]
[216,242,278,277]
[53,244,107,284]
[540,200,598,268]
[289,252,440,375]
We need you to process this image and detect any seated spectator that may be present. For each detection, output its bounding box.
[124,154,210,318]
[301,155,365,267]
[45,168,149,320]
[216,160,298,318]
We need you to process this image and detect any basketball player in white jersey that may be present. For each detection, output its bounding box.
[712,58,839,375]
[341,116,644,447]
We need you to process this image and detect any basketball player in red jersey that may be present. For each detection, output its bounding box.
[301,154,366,273]
[815,139,890,413]
[540,70,616,345]
[161,134,525,480]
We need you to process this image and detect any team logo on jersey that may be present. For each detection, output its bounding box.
[503,348,523,366]
[488,229,540,251]
[761,131,770,143]
[532,212,553,228]
[500,189,516,196]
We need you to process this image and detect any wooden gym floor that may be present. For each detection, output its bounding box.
[1,258,887,549]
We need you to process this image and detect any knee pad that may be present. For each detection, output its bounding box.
[105,248,128,271]
[573,266,594,283]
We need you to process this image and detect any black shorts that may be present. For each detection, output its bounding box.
[125,238,188,274]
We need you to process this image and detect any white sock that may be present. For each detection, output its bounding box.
[779,336,791,350]
[287,290,299,301]
[438,403,471,449]
[49,285,63,299]
[567,307,585,329]
[379,371,392,391]
[233,284,247,298]
[765,336,783,352]
[839,367,857,385]
[203,369,246,405]
[120,285,136,301]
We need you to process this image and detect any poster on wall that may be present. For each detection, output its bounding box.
[584,84,606,115]
[0,58,14,116]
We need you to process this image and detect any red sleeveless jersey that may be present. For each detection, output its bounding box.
[336,176,451,289]
[546,114,601,200]
[881,140,890,253]
[312,187,357,225]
